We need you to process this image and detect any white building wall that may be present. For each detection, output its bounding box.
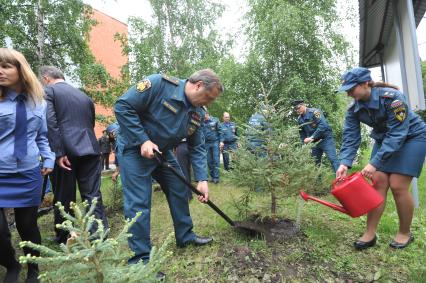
[383,0,425,110]
[383,32,404,91]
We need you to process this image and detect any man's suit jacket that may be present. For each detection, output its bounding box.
[45,82,100,158]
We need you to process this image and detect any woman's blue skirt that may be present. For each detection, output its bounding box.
[371,134,426,178]
[0,167,43,208]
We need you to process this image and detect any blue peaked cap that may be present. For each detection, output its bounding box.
[338,67,372,92]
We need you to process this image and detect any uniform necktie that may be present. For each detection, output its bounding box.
[13,94,28,160]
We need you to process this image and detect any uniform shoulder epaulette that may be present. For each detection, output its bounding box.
[161,74,180,85]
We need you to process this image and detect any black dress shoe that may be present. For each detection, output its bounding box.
[354,235,377,250]
[180,236,213,247]
[193,235,213,246]
[389,233,414,249]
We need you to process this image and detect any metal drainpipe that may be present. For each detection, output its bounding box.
[391,0,410,103]
[406,0,426,110]
[391,0,419,208]
[379,52,386,81]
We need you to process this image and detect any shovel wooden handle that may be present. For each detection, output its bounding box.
[154,152,235,226]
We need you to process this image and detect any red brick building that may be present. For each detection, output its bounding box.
[87,9,127,137]
[87,9,128,161]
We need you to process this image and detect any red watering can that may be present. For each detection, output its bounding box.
[300,172,384,218]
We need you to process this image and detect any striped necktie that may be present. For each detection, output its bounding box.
[13,94,28,160]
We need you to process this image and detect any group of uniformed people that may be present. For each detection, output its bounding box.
[201,111,238,183]
[60,66,426,262]
[113,66,425,270]
[291,67,426,250]
[2,46,424,282]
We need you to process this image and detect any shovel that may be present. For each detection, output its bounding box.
[154,151,263,236]
[154,151,235,226]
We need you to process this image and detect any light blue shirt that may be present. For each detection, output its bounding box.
[0,89,55,173]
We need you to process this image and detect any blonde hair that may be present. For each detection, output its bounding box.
[0,48,44,104]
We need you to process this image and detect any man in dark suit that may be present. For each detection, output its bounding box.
[98,130,112,170]
[39,66,108,243]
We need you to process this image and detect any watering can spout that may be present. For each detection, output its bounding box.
[299,191,350,215]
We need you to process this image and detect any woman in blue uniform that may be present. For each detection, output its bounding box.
[0,48,55,282]
[336,67,426,250]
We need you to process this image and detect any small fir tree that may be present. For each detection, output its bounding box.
[228,96,333,222]
[19,199,172,283]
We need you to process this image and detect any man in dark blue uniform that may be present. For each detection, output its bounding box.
[220,112,238,170]
[115,69,223,265]
[201,111,223,183]
[292,100,339,172]
[246,105,270,156]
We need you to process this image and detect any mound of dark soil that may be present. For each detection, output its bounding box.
[235,217,301,243]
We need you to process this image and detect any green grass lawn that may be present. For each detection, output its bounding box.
[2,164,425,282]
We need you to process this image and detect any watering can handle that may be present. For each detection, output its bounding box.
[332,172,376,189]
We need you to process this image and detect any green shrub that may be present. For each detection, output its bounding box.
[19,199,172,283]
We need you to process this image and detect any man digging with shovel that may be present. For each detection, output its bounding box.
[115,69,223,279]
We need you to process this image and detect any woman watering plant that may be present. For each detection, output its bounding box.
[336,67,426,250]
[0,48,55,282]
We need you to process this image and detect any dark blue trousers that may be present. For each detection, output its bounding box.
[175,142,192,200]
[311,136,339,172]
[222,142,237,170]
[118,148,196,263]
[205,141,220,180]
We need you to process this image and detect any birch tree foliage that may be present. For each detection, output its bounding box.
[221,0,352,128]
[119,0,230,82]
[0,0,105,83]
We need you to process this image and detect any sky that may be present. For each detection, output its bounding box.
[84,0,426,65]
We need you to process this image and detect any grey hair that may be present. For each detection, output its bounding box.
[188,69,224,93]
[39,65,65,80]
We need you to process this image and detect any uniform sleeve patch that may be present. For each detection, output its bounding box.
[162,75,180,85]
[314,111,321,119]
[393,106,407,122]
[136,79,151,92]
[382,91,395,98]
[390,100,403,109]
